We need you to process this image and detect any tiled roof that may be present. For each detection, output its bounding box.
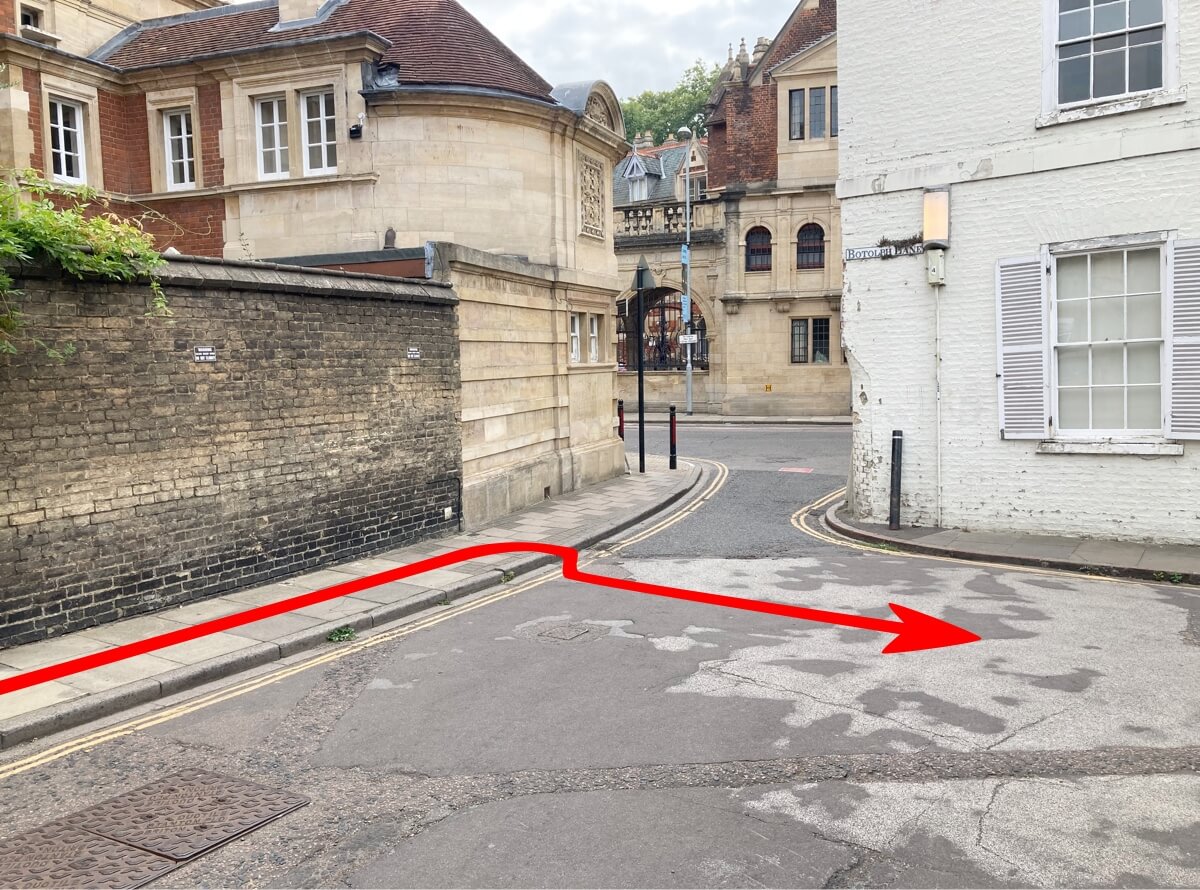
[96,0,556,103]
[613,144,690,206]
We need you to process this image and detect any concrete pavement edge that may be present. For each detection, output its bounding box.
[0,463,704,751]
[823,501,1199,587]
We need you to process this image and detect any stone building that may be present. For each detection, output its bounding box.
[612,0,850,417]
[838,0,1200,544]
[0,0,631,527]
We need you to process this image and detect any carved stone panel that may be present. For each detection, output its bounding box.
[585,94,614,129]
[578,151,605,240]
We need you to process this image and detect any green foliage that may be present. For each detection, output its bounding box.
[0,169,168,359]
[327,625,358,643]
[621,60,722,146]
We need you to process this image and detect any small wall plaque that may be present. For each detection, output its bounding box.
[407,347,422,360]
[193,346,217,363]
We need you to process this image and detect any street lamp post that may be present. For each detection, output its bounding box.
[677,126,695,416]
[633,256,655,474]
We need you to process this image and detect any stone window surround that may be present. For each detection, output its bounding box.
[777,76,839,153]
[146,87,200,194]
[230,66,347,187]
[1044,230,1181,451]
[40,73,101,187]
[1038,0,1182,128]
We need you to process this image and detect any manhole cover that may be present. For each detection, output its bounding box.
[541,624,592,641]
[63,769,309,862]
[0,821,175,889]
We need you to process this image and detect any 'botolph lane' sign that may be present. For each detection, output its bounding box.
[844,244,927,261]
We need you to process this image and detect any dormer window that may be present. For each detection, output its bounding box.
[629,176,648,202]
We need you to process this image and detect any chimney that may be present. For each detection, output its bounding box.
[277,0,323,26]
[732,38,750,81]
[751,36,772,67]
[635,131,655,151]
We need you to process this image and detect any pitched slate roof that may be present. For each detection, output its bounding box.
[613,144,689,206]
[95,0,556,103]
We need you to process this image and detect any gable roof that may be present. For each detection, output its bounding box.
[95,0,556,102]
[613,143,691,206]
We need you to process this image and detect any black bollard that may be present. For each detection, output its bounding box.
[889,430,903,530]
[670,405,678,471]
[618,400,625,441]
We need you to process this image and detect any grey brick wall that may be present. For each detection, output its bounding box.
[0,258,463,647]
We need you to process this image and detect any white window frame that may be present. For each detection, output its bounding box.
[48,97,86,185]
[1048,232,1172,441]
[162,108,196,191]
[628,175,648,202]
[588,315,600,363]
[570,314,582,363]
[1041,0,1182,123]
[300,89,338,176]
[255,96,290,182]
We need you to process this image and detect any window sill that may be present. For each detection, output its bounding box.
[1036,86,1188,129]
[1037,440,1184,456]
[124,172,379,202]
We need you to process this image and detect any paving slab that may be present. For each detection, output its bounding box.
[827,503,1200,586]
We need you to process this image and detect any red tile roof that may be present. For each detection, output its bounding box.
[97,0,556,103]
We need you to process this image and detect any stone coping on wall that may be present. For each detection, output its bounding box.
[4,254,458,306]
[426,241,622,293]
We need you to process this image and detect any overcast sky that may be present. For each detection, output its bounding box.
[463,1,792,98]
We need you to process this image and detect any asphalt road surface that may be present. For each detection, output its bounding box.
[2,425,1198,889]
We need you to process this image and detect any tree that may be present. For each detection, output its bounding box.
[621,60,722,147]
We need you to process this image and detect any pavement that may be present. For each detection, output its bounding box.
[828,504,1200,585]
[633,412,851,425]
[0,456,701,750]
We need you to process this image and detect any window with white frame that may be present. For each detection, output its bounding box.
[1054,246,1164,434]
[48,98,85,184]
[570,314,582,363]
[256,96,289,180]
[163,109,196,191]
[301,90,337,175]
[588,315,600,363]
[997,237,1200,443]
[1056,0,1167,106]
[629,175,648,202]
[19,5,41,28]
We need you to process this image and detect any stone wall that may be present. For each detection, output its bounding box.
[427,242,626,528]
[0,258,462,646]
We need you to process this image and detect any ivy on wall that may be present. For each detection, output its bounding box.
[0,170,168,359]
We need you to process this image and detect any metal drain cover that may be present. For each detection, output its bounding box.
[0,821,175,889]
[64,769,309,861]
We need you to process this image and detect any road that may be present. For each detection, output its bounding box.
[2,425,1198,888]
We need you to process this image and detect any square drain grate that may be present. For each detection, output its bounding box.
[0,770,308,888]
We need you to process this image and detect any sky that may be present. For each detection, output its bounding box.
[462,1,794,99]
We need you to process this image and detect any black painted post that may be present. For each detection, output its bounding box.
[669,405,678,470]
[889,430,904,531]
[634,258,655,476]
[617,400,625,441]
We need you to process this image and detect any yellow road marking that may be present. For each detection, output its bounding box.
[1,460,731,778]
[791,488,1183,589]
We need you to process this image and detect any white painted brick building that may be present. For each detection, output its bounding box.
[837,0,1199,544]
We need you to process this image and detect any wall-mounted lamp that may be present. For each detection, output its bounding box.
[923,188,950,286]
[349,111,366,140]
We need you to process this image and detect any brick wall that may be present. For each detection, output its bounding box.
[717,81,779,187]
[23,68,42,173]
[0,259,463,646]
[100,90,151,195]
[1,0,15,34]
[198,82,223,188]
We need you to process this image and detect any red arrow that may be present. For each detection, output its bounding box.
[0,543,981,698]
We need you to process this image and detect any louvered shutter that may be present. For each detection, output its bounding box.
[996,255,1050,440]
[1168,239,1200,439]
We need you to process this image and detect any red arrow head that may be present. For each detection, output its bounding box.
[881,604,983,654]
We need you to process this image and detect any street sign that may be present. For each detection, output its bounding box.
[681,244,690,265]
[682,292,691,323]
[679,334,699,345]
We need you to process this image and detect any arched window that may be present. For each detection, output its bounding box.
[746,227,773,273]
[797,224,826,270]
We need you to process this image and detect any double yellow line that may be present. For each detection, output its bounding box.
[0,460,730,780]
